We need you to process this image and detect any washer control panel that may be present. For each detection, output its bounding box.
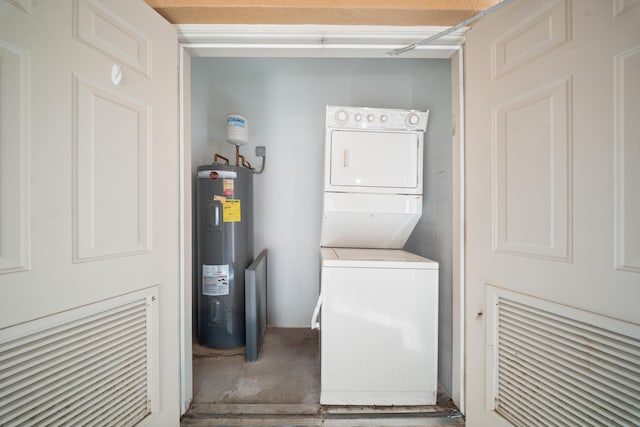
[326,105,428,131]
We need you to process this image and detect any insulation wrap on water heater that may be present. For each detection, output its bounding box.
[196,164,254,349]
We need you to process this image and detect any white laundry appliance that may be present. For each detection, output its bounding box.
[312,106,439,406]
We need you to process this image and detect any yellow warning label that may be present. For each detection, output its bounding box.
[223,199,241,222]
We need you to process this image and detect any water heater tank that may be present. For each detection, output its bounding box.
[196,164,254,349]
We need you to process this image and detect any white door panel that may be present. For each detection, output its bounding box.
[0,37,29,274]
[0,1,178,425]
[465,0,640,425]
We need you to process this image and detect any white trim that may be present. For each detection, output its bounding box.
[457,45,466,414]
[177,24,466,44]
[178,24,465,59]
[450,46,466,414]
[177,23,467,415]
[178,46,193,415]
[183,43,459,59]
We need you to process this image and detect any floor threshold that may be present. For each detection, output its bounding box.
[186,403,460,415]
[182,403,465,426]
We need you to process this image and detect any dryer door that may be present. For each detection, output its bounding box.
[325,130,423,194]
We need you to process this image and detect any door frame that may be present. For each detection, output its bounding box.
[176,24,467,414]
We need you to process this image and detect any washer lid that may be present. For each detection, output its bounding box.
[321,247,438,269]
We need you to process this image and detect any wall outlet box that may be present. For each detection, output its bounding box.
[256,146,266,157]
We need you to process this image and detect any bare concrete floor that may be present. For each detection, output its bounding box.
[192,327,320,404]
[184,327,464,426]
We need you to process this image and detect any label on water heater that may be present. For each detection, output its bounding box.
[223,199,241,222]
[202,264,230,296]
[223,178,234,196]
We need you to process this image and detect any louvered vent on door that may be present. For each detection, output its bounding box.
[486,286,640,427]
[0,287,158,426]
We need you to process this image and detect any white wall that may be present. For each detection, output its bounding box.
[190,60,452,364]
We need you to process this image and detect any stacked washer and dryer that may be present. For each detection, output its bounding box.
[312,106,439,406]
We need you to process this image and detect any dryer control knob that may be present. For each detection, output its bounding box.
[335,110,348,124]
[354,113,362,121]
[380,114,388,123]
[406,113,420,127]
[367,114,375,122]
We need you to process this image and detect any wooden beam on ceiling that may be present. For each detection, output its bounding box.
[144,0,500,26]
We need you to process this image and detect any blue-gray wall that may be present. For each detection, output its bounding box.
[191,57,453,394]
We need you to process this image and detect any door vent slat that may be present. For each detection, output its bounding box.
[500,322,640,406]
[500,314,640,383]
[487,286,640,427]
[0,288,158,426]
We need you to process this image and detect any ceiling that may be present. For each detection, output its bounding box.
[144,0,500,26]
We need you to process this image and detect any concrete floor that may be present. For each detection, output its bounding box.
[192,327,320,404]
[184,327,464,426]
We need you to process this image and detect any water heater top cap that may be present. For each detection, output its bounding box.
[226,113,249,146]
